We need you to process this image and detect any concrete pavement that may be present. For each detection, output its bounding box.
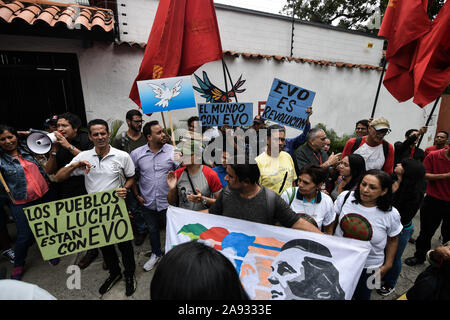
[0,212,442,300]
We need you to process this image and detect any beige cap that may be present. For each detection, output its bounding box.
[370,117,390,130]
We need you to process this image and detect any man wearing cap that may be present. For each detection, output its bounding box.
[341,117,395,173]
[167,141,222,211]
[43,115,58,133]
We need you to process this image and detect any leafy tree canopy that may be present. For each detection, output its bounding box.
[281,0,445,34]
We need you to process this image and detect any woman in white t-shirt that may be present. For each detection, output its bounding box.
[334,169,402,300]
[281,165,336,234]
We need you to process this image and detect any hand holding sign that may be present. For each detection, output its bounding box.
[262,79,316,130]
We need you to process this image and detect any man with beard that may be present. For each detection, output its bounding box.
[207,156,320,234]
[112,109,148,246]
[130,121,179,271]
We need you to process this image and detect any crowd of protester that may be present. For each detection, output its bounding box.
[0,109,449,300]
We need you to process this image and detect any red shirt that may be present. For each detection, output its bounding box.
[15,156,49,204]
[175,166,222,193]
[342,136,395,173]
[423,148,450,201]
[424,145,444,158]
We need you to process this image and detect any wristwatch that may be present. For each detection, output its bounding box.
[201,196,208,206]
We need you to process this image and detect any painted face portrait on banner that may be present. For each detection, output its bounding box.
[167,207,371,300]
[268,239,345,300]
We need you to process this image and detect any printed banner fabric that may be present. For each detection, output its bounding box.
[166,206,371,300]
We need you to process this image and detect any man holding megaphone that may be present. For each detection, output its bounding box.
[44,113,97,270]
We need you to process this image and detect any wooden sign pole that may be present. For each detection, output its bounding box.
[168,111,176,147]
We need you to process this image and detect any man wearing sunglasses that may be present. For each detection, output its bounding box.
[341,117,395,173]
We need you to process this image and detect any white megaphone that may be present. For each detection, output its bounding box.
[26,130,57,154]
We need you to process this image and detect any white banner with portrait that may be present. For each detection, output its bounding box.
[166,206,371,300]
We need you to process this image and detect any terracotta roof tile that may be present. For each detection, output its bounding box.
[0,0,114,33]
[114,43,383,71]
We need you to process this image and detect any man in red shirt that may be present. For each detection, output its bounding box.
[405,145,450,266]
[424,131,448,158]
[341,117,395,173]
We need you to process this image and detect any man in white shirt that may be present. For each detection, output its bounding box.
[55,119,137,297]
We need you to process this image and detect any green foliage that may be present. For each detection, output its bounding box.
[282,0,445,34]
[107,119,124,143]
[315,123,352,154]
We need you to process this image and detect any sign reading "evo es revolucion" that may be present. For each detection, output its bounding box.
[262,78,316,130]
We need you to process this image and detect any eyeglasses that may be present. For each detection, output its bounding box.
[132,120,145,124]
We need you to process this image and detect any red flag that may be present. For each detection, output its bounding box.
[129,0,223,109]
[378,0,431,102]
[412,0,450,107]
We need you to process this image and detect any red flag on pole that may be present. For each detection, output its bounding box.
[378,0,431,102]
[129,0,223,108]
[412,0,450,107]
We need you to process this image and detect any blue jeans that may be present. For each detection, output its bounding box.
[352,268,373,300]
[383,223,414,288]
[9,190,55,267]
[135,207,166,257]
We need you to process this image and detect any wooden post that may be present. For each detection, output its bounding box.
[0,172,15,204]
[160,112,167,130]
[168,111,176,147]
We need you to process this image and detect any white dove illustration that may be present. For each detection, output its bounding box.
[148,79,183,108]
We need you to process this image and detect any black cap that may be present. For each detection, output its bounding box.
[44,115,58,128]
[253,115,266,124]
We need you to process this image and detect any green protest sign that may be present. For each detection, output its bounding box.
[24,190,133,260]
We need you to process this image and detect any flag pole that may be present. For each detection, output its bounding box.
[371,57,387,118]
[223,59,239,103]
[417,96,441,148]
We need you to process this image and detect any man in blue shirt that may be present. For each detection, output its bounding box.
[130,121,179,272]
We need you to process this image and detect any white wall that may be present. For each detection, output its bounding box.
[0,1,439,148]
[117,0,383,66]
[0,33,438,148]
